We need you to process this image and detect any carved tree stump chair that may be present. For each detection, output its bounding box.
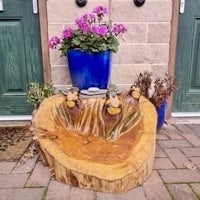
[32,89,157,193]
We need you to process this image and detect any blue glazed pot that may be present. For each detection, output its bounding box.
[156,101,167,130]
[66,49,111,90]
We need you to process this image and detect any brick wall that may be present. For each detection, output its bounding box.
[47,0,172,90]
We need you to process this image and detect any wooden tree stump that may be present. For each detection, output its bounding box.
[32,94,157,193]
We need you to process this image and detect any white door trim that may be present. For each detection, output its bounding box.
[172,112,200,117]
[0,115,32,121]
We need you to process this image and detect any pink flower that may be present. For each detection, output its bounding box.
[62,28,73,39]
[48,6,127,54]
[91,25,108,36]
[93,6,108,18]
[75,17,90,33]
[87,13,96,24]
[48,37,60,49]
[112,24,127,36]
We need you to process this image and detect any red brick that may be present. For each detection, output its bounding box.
[143,171,172,200]
[167,184,198,200]
[174,124,193,134]
[155,144,167,158]
[188,124,200,136]
[159,169,200,183]
[190,183,200,196]
[0,188,45,200]
[181,133,200,147]
[158,140,192,148]
[181,148,200,157]
[0,162,17,173]
[189,157,200,169]
[164,125,184,138]
[46,180,70,200]
[153,158,175,169]
[120,187,146,200]
[70,187,95,200]
[164,148,189,168]
[12,154,39,173]
[0,174,29,188]
[26,161,50,187]
[167,132,183,140]
[156,133,169,140]
[97,192,120,200]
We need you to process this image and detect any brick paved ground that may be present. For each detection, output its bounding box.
[0,124,200,200]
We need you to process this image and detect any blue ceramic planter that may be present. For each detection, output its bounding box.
[156,101,167,130]
[66,49,111,90]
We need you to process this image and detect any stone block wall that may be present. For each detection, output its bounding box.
[47,0,172,90]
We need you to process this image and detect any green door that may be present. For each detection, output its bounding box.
[173,0,200,113]
[0,0,43,115]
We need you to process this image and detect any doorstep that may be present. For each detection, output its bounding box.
[167,117,200,124]
[0,120,31,127]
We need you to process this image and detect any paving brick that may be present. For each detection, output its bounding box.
[70,187,94,200]
[181,133,200,147]
[153,158,175,170]
[158,140,192,149]
[174,124,193,134]
[155,144,167,158]
[187,124,200,136]
[12,154,39,173]
[96,192,120,200]
[156,133,169,140]
[189,157,200,169]
[164,125,184,136]
[143,171,172,200]
[46,180,70,200]
[26,161,50,187]
[181,148,200,157]
[167,184,198,200]
[0,162,17,173]
[166,132,184,140]
[120,187,146,200]
[159,169,200,183]
[0,188,45,200]
[190,183,200,196]
[164,148,189,168]
[0,174,29,188]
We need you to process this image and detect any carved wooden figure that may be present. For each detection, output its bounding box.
[32,88,157,193]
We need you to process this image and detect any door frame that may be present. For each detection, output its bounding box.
[167,0,180,118]
[38,0,51,83]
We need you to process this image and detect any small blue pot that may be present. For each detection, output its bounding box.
[156,101,167,130]
[66,49,111,90]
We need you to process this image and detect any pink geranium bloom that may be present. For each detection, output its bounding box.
[93,6,108,17]
[91,25,108,36]
[112,24,127,36]
[62,28,73,39]
[48,37,60,49]
[48,5,127,54]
